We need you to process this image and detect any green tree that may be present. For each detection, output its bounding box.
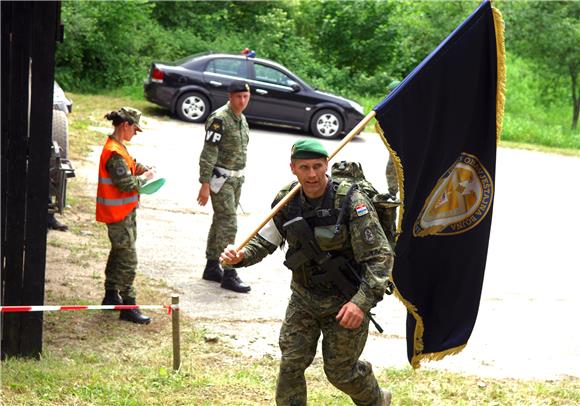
[391,1,480,78]
[57,0,174,91]
[503,1,580,130]
[294,0,399,75]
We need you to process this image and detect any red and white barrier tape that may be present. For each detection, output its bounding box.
[0,304,178,314]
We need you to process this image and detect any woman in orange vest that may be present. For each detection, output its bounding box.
[97,107,155,324]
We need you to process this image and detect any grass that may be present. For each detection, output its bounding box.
[1,90,579,405]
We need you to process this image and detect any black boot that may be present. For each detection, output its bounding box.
[221,268,251,293]
[48,213,68,231]
[202,260,223,283]
[101,290,123,306]
[119,297,151,325]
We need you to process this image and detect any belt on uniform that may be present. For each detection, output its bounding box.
[215,166,245,177]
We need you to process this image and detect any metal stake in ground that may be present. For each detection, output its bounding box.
[172,294,181,371]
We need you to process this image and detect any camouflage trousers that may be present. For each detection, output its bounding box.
[104,209,137,299]
[206,176,243,260]
[276,289,382,406]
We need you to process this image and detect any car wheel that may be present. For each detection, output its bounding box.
[311,109,343,139]
[176,92,210,123]
[52,109,68,158]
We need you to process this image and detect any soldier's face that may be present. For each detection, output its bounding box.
[228,91,251,115]
[290,158,328,199]
[121,122,138,142]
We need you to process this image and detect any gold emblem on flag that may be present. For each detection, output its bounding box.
[413,152,493,236]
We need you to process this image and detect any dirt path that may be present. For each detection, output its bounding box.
[76,117,580,381]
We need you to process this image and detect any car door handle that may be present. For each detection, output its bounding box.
[209,80,222,87]
[256,89,268,95]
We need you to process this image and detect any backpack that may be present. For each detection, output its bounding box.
[331,161,400,247]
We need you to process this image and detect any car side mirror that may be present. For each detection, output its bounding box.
[290,84,301,93]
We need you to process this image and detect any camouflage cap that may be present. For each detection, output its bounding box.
[119,107,143,132]
[291,138,328,160]
[228,80,251,93]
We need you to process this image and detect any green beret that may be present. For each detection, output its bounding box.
[291,139,329,160]
[228,80,251,93]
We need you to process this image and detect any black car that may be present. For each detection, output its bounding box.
[144,52,365,139]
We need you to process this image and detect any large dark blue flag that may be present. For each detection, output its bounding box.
[374,0,505,367]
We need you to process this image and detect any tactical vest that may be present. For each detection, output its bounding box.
[96,137,139,224]
[280,180,360,292]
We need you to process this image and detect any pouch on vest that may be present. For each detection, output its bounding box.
[315,224,348,251]
[209,167,228,194]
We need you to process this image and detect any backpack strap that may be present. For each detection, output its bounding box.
[334,181,358,235]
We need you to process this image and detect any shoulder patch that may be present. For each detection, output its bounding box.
[115,165,127,176]
[363,227,375,244]
[205,118,224,144]
[355,203,369,217]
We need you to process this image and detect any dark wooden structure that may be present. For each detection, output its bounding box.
[1,1,62,358]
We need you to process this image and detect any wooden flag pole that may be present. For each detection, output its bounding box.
[234,110,377,252]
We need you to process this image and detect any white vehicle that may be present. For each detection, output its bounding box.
[49,82,75,217]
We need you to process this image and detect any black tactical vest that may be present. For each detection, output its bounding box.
[280,180,358,291]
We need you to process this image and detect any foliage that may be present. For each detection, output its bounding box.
[56,0,176,91]
[500,0,580,130]
[501,53,580,149]
[54,0,579,150]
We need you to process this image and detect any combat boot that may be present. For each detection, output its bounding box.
[380,388,392,406]
[101,289,123,306]
[221,268,251,293]
[47,213,68,231]
[119,297,151,325]
[202,259,223,283]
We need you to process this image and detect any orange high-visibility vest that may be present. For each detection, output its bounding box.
[96,137,139,223]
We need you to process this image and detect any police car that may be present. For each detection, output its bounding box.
[144,49,365,139]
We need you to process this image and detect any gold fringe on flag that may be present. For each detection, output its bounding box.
[375,123,405,239]
[493,6,506,142]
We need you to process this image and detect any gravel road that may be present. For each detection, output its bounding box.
[80,116,580,381]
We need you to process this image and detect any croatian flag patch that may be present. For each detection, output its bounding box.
[355,203,369,217]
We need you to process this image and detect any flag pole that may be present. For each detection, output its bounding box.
[234,110,377,252]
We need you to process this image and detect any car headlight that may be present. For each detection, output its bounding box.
[349,100,364,115]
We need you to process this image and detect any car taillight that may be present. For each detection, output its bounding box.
[151,68,164,83]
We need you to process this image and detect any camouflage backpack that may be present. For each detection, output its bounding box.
[331,161,400,247]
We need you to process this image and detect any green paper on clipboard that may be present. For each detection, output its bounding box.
[139,177,166,195]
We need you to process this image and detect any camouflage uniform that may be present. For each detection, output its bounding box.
[199,102,249,260]
[103,148,148,299]
[385,156,398,196]
[236,180,393,406]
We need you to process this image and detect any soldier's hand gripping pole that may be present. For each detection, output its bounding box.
[232,111,377,254]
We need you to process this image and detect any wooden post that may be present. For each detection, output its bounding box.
[1,1,60,358]
[171,294,180,371]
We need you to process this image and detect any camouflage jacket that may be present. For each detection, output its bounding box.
[198,102,250,183]
[238,179,393,312]
[386,156,399,195]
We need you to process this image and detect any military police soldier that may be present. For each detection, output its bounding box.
[221,139,393,405]
[197,80,252,293]
[97,107,155,324]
